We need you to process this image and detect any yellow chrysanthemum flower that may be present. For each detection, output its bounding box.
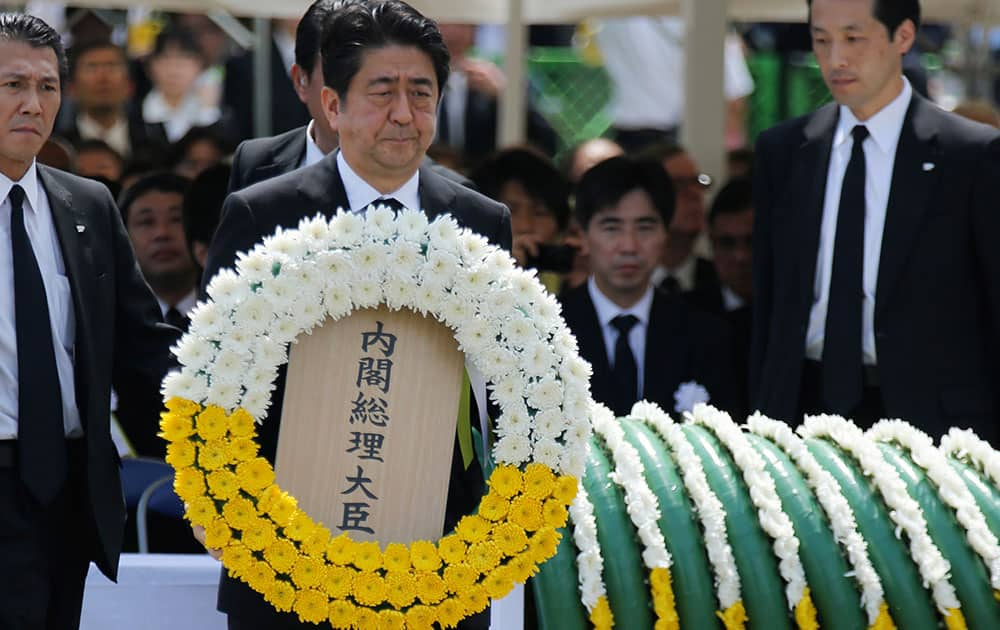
[197,440,229,470]
[527,527,561,562]
[326,534,356,566]
[195,405,229,441]
[286,555,321,589]
[377,609,406,630]
[522,463,556,500]
[405,604,436,628]
[467,541,502,573]
[165,440,196,468]
[265,579,296,612]
[590,596,614,629]
[284,512,317,542]
[436,597,466,629]
[327,598,356,629]
[236,457,275,491]
[415,572,447,604]
[437,535,467,564]
[509,496,544,531]
[353,541,383,572]
[241,517,278,551]
[352,572,387,606]
[255,484,283,513]
[542,498,569,528]
[483,566,516,600]
[204,520,232,549]
[443,563,477,592]
[552,475,579,504]
[164,396,200,416]
[264,539,298,574]
[228,408,256,437]
[267,496,300,529]
[228,437,260,463]
[492,522,528,556]
[410,540,441,572]
[245,560,276,592]
[222,496,256,529]
[185,496,217,527]
[323,565,355,599]
[506,553,537,583]
[382,543,411,573]
[488,465,523,499]
[207,470,240,500]
[456,584,488,614]
[477,493,509,522]
[221,543,253,574]
[293,589,330,624]
[159,413,195,442]
[455,515,491,543]
[385,571,417,608]
[174,468,206,502]
[650,567,680,629]
[300,524,331,558]
[353,608,378,629]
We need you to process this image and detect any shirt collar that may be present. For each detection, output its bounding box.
[156,288,198,318]
[587,276,654,328]
[720,285,746,312]
[302,120,327,167]
[835,76,912,155]
[0,160,41,214]
[336,150,420,212]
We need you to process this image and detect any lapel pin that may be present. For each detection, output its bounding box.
[76,224,86,233]
[922,162,935,171]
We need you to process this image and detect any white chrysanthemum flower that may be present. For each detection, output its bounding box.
[233,292,274,334]
[497,403,532,437]
[172,334,215,371]
[509,268,544,305]
[297,213,330,246]
[565,417,593,445]
[187,300,222,333]
[270,315,301,344]
[221,326,255,358]
[493,433,531,466]
[421,250,460,288]
[502,316,535,350]
[528,377,563,411]
[396,208,429,242]
[324,283,353,320]
[559,355,592,386]
[253,337,287,368]
[265,228,307,260]
[457,231,491,264]
[207,378,241,411]
[314,250,354,281]
[481,249,516,277]
[364,205,397,241]
[240,390,271,420]
[550,327,580,355]
[206,269,251,306]
[455,317,497,357]
[263,272,298,315]
[490,375,525,410]
[383,275,417,311]
[532,438,563,470]
[290,297,325,333]
[440,296,472,328]
[531,292,562,326]
[428,216,460,252]
[352,242,388,279]
[482,287,517,319]
[523,341,558,378]
[351,275,383,309]
[387,239,422,280]
[480,346,518,380]
[561,446,590,479]
[235,249,275,284]
[328,209,364,247]
[411,283,444,317]
[161,370,205,402]
[245,366,277,395]
[213,349,247,377]
[533,409,565,439]
[456,265,496,299]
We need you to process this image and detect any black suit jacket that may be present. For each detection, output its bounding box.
[204,153,511,618]
[54,107,169,164]
[33,166,178,579]
[560,283,737,418]
[227,124,479,194]
[684,284,751,418]
[751,94,1000,441]
[224,43,311,143]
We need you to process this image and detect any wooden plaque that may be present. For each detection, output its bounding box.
[274,306,464,544]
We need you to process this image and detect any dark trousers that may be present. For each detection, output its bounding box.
[0,442,93,630]
[799,360,886,430]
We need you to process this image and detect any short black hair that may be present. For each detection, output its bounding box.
[76,138,123,161]
[68,39,127,80]
[296,0,361,74]
[321,0,450,100]
[471,147,571,230]
[118,171,191,224]
[807,0,921,35]
[0,13,68,83]
[183,163,230,254]
[168,125,233,168]
[151,27,202,60]
[708,177,753,226]
[575,156,675,229]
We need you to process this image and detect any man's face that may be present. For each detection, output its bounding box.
[292,56,334,144]
[663,152,707,237]
[810,0,913,121]
[75,148,122,181]
[322,45,438,186]
[0,41,60,180]
[125,190,196,287]
[584,188,667,306]
[710,208,754,300]
[70,46,131,112]
[503,180,559,244]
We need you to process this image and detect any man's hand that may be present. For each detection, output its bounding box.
[192,524,223,560]
[460,58,505,99]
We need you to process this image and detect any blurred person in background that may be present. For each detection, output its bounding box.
[953,99,1000,128]
[183,163,230,269]
[563,137,624,185]
[73,138,124,184]
[169,124,231,179]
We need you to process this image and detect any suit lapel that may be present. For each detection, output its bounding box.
[875,95,938,321]
[37,167,95,317]
[295,153,350,219]
[254,130,307,182]
[797,104,839,309]
[417,164,457,219]
[644,292,688,405]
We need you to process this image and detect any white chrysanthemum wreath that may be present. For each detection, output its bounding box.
[158,207,593,628]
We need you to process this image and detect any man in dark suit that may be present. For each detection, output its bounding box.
[0,14,178,629]
[560,156,735,419]
[752,0,1000,441]
[201,2,510,627]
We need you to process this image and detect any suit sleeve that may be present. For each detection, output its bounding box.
[202,192,262,295]
[971,134,1000,364]
[749,130,777,409]
[227,142,248,194]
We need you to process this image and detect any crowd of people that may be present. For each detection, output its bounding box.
[1,0,999,628]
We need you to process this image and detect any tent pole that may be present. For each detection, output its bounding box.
[253,17,273,139]
[682,0,727,184]
[499,0,528,149]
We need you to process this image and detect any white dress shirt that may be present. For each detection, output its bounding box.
[299,120,327,169]
[805,78,912,366]
[0,162,83,439]
[588,277,654,399]
[336,151,420,212]
[156,289,198,319]
[76,112,131,158]
[651,255,697,292]
[721,285,746,312]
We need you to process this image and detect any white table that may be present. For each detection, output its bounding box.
[81,553,225,630]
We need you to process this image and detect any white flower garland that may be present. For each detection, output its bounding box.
[868,420,1000,590]
[689,405,807,613]
[569,480,608,614]
[800,415,961,614]
[748,413,885,625]
[643,406,742,610]
[164,208,593,479]
[941,428,1000,493]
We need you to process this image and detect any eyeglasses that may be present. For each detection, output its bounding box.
[671,173,714,191]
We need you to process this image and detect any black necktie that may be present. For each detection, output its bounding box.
[377,197,405,213]
[165,306,189,331]
[822,125,868,414]
[10,184,67,504]
[610,314,639,416]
